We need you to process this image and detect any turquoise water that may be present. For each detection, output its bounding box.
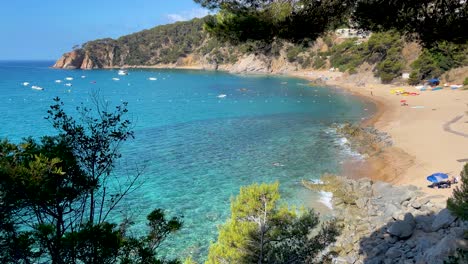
[0,61,374,260]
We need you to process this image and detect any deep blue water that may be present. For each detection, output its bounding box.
[0,60,374,260]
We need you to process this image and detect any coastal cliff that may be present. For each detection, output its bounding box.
[54,16,468,84]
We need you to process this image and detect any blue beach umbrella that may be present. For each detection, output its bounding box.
[427,173,449,183]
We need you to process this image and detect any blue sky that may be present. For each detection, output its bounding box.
[0,0,210,60]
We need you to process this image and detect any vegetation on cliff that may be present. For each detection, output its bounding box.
[55,0,467,83]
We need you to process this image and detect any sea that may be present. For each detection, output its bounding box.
[0,60,375,261]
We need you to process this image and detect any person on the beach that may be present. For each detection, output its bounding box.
[450,176,459,184]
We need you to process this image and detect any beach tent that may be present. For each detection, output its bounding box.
[427,173,449,183]
[428,78,440,86]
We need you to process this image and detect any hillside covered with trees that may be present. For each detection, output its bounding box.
[54,16,467,85]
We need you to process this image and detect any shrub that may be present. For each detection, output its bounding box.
[286,46,304,62]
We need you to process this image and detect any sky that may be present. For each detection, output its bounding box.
[0,0,210,60]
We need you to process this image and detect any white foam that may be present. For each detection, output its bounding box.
[319,191,333,209]
[308,179,324,184]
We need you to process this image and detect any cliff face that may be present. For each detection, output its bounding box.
[52,17,308,73]
[53,50,86,69]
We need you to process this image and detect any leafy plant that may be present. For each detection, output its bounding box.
[206,182,339,264]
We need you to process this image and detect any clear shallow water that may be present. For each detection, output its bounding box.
[0,61,375,260]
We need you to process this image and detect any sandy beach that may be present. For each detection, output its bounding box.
[289,70,468,199]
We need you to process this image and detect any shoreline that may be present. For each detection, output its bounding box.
[287,70,468,200]
[57,63,468,199]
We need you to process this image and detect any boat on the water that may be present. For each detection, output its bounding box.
[65,83,72,87]
[118,69,128,76]
[65,77,73,81]
[55,80,62,83]
[112,78,120,81]
[148,77,157,81]
[22,82,30,86]
[217,94,227,98]
[31,85,44,91]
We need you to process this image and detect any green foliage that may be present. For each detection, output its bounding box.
[445,248,468,264]
[408,71,422,85]
[286,46,304,62]
[353,0,467,46]
[312,56,326,69]
[196,0,467,46]
[83,18,208,65]
[206,182,339,264]
[464,77,468,86]
[447,163,468,221]
[410,41,468,82]
[196,0,351,44]
[328,31,405,82]
[0,98,182,264]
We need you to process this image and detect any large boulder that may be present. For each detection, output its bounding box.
[385,247,403,259]
[372,181,393,198]
[422,235,468,264]
[387,213,416,239]
[431,208,457,231]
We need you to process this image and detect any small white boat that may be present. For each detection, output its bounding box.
[65,83,73,87]
[217,94,227,98]
[65,77,73,81]
[22,82,30,86]
[118,70,128,76]
[31,85,44,91]
[148,77,157,81]
[112,78,120,81]
[55,80,62,83]
[81,75,86,78]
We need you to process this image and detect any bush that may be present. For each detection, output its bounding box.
[447,163,468,221]
[408,71,421,85]
[348,67,358,75]
[464,77,468,86]
[410,41,468,83]
[313,56,326,69]
[286,46,304,62]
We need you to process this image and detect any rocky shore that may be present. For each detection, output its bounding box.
[305,176,467,263]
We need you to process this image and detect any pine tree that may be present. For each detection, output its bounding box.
[206,182,338,264]
[447,163,468,220]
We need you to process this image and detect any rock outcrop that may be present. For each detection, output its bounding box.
[53,50,85,69]
[306,177,468,264]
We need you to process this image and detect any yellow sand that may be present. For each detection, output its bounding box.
[290,70,468,198]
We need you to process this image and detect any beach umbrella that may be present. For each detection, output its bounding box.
[427,173,449,183]
[400,99,407,102]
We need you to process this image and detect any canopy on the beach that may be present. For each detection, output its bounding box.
[428,78,440,85]
[427,173,449,183]
[390,89,405,94]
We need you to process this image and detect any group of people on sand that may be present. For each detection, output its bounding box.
[432,176,459,189]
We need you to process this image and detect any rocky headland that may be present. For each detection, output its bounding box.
[305,176,467,264]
